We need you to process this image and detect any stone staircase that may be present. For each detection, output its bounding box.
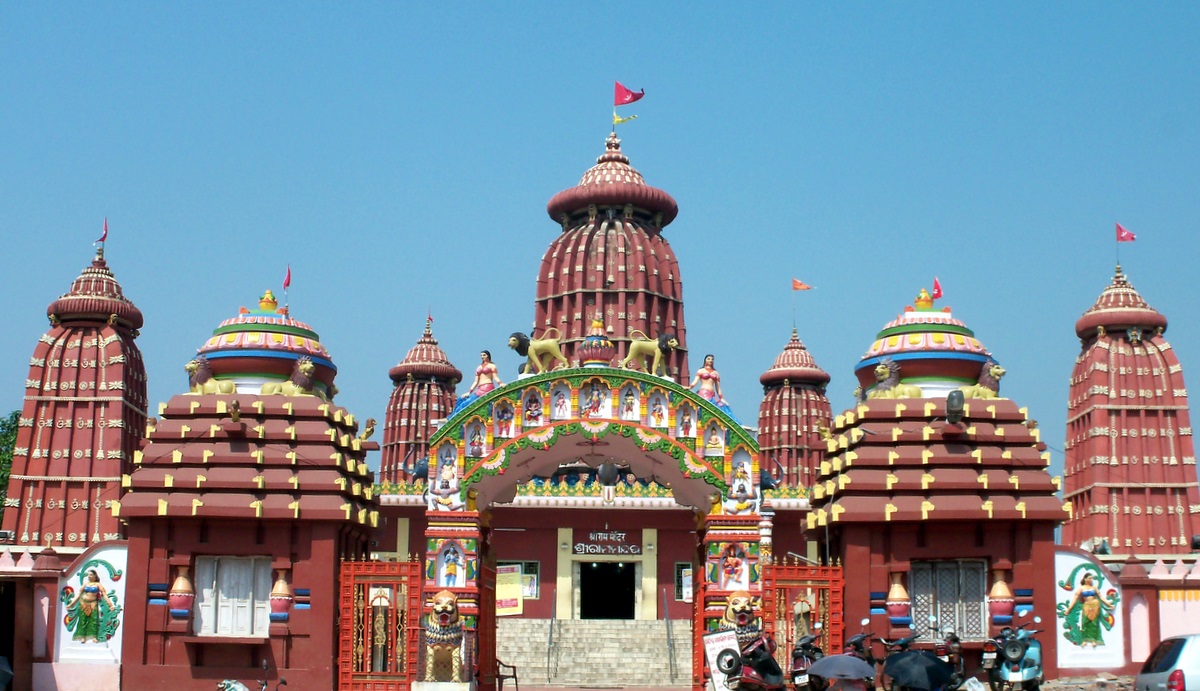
[497,618,693,687]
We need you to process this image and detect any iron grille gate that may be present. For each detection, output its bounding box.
[338,559,424,690]
[762,563,845,671]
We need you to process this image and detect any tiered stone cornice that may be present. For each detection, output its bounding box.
[120,394,378,525]
[808,398,1065,527]
[47,250,144,330]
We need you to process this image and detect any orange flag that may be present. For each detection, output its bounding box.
[792,278,813,291]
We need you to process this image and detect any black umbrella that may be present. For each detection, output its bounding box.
[883,650,954,690]
[808,654,877,680]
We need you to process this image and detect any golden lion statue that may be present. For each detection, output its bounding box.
[867,358,923,399]
[619,330,678,377]
[960,360,1006,399]
[508,329,570,374]
[260,357,326,401]
[185,356,236,395]
[720,589,763,647]
[424,589,465,682]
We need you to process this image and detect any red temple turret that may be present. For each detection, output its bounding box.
[381,317,462,484]
[538,132,689,379]
[1,245,146,552]
[757,328,832,488]
[1063,266,1199,554]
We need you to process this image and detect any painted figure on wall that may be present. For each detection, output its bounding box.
[1057,566,1119,648]
[441,545,462,587]
[62,567,122,643]
[719,542,748,590]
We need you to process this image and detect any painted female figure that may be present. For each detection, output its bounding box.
[454,350,502,414]
[64,568,119,643]
[1058,570,1118,647]
[689,354,739,421]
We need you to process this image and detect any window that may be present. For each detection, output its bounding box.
[910,560,986,641]
[674,563,693,602]
[497,560,539,599]
[194,556,272,637]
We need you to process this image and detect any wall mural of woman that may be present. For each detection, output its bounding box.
[61,562,123,644]
[1057,564,1119,648]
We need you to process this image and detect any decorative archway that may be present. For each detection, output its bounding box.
[418,367,768,690]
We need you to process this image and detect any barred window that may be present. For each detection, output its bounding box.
[910,560,987,641]
[674,563,693,601]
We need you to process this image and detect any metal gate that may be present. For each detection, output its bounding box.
[762,562,845,668]
[338,559,424,690]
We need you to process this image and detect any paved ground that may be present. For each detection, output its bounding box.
[517,679,1136,691]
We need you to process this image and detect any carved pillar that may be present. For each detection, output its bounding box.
[419,510,482,687]
[702,513,764,636]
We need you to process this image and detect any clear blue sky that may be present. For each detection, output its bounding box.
[3,4,1198,480]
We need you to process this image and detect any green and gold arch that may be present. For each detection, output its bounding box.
[426,367,760,514]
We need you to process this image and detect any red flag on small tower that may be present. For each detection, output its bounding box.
[96,218,108,244]
[1116,223,1136,242]
[932,277,943,300]
[791,278,813,291]
[614,81,645,106]
[283,265,292,290]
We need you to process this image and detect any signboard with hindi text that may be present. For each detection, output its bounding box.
[573,528,641,555]
[496,564,523,616]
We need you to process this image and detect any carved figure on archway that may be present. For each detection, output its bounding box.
[867,358,923,399]
[494,403,514,437]
[508,330,570,374]
[718,543,749,590]
[523,391,543,426]
[620,386,639,420]
[424,590,465,682]
[723,462,758,515]
[185,356,236,395]
[959,360,1006,399]
[649,394,667,427]
[426,461,464,512]
[619,330,678,377]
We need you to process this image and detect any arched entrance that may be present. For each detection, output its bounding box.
[417,367,765,690]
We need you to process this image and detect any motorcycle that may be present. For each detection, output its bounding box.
[983,613,1043,691]
[875,631,919,691]
[845,618,878,663]
[716,632,787,691]
[929,617,964,691]
[791,621,826,691]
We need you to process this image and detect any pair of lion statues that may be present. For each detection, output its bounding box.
[507,328,678,376]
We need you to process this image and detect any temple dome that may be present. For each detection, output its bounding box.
[760,328,830,388]
[388,319,462,384]
[47,250,144,330]
[1074,266,1168,339]
[546,132,679,227]
[194,291,336,393]
[855,289,993,397]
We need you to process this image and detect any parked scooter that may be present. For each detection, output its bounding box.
[929,616,964,691]
[983,613,1043,691]
[791,621,826,691]
[845,618,878,663]
[717,632,787,691]
[875,631,920,691]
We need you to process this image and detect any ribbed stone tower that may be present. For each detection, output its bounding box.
[757,328,832,488]
[1062,266,1199,554]
[381,317,462,484]
[537,132,689,379]
[1,245,147,552]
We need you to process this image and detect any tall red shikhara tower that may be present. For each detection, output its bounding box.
[380,317,462,484]
[1,246,147,551]
[1063,266,1199,554]
[537,132,689,379]
[756,328,832,489]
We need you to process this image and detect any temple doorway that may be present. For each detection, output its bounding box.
[579,561,637,620]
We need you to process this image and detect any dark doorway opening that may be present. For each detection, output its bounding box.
[580,561,635,619]
[0,579,13,691]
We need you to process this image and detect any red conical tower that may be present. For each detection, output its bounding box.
[538,132,689,379]
[381,317,462,484]
[1,245,146,552]
[757,328,832,488]
[1063,266,1199,554]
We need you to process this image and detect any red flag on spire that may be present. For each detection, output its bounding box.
[283,265,292,290]
[791,278,813,291]
[932,277,943,300]
[614,81,645,106]
[1116,223,1136,242]
[96,218,108,244]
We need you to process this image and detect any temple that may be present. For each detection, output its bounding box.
[0,130,1198,691]
[1062,266,1199,554]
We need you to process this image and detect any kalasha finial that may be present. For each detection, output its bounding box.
[606,131,621,151]
[425,311,434,335]
[914,288,934,310]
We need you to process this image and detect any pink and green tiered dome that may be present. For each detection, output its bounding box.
[855,288,994,397]
[194,291,337,395]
